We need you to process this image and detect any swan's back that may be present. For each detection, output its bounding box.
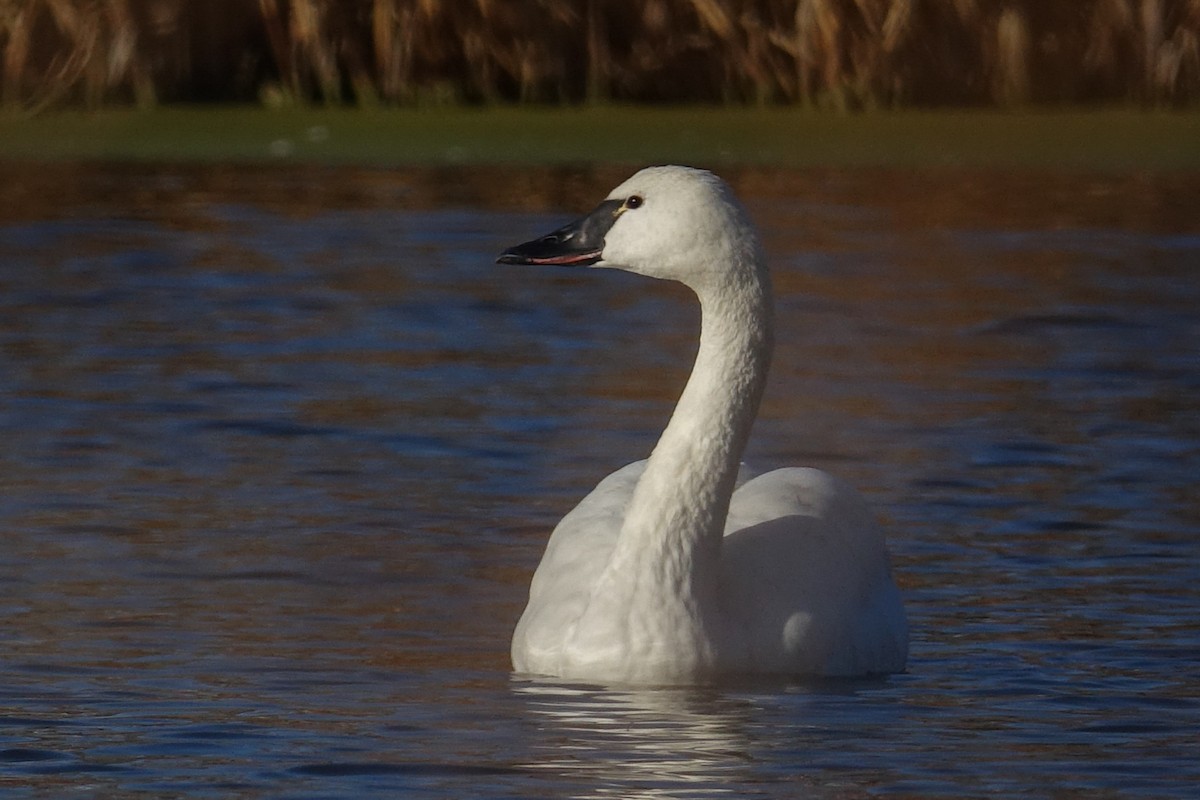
[513,463,906,678]
[721,468,908,675]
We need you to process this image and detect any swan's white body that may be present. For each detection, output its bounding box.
[504,166,907,684]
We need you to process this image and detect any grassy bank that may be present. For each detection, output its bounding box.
[1,107,1198,171]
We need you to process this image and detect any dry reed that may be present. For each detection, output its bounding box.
[1,0,1198,110]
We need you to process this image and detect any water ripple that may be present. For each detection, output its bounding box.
[1,164,1197,798]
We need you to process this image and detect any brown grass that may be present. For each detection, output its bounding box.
[1,0,1199,110]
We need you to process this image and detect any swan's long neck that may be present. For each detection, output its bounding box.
[620,270,772,569]
[586,259,773,671]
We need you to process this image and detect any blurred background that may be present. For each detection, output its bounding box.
[2,0,1199,111]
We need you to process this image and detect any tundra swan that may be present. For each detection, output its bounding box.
[498,166,907,684]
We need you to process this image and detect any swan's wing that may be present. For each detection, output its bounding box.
[525,460,645,601]
[725,467,868,534]
[512,460,646,670]
[526,459,752,606]
[721,467,908,675]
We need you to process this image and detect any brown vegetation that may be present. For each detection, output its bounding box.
[2,0,1199,110]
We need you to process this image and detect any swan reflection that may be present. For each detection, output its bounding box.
[514,677,759,798]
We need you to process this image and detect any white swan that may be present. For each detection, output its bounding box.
[498,166,907,684]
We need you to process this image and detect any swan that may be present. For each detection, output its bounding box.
[497,166,908,684]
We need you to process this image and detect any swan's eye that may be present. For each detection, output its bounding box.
[625,195,644,210]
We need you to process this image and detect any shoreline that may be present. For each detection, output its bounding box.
[1,107,1198,172]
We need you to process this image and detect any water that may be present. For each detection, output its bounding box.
[1,163,1198,798]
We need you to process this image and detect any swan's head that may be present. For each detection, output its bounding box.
[497,166,765,289]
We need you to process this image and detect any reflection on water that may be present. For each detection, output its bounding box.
[517,680,760,798]
[0,162,1198,797]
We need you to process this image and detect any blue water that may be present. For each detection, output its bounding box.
[0,164,1197,798]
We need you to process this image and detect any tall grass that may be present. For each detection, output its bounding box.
[2,0,1198,110]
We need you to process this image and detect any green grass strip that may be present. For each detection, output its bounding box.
[1,107,1197,171]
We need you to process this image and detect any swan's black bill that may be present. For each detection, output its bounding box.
[497,199,623,267]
